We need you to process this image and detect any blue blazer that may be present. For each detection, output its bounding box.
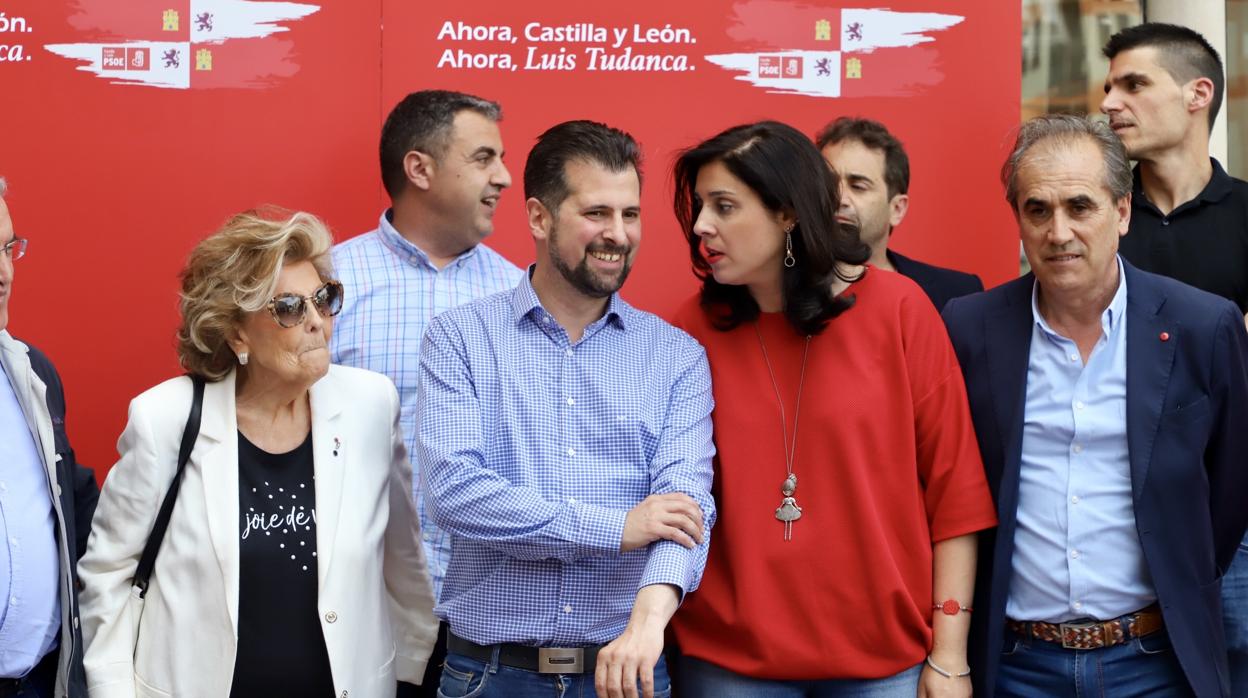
[942,262,1248,698]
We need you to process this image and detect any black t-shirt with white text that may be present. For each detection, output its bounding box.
[230,431,334,697]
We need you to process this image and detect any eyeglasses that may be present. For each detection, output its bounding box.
[1,238,26,261]
[265,280,344,328]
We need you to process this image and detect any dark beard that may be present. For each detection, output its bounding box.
[549,226,633,298]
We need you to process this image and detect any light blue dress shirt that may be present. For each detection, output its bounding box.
[0,361,61,677]
[415,271,716,645]
[330,211,522,597]
[1008,257,1155,623]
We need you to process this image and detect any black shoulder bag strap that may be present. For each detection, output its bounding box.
[133,375,206,599]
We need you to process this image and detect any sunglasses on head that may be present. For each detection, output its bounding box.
[265,280,344,328]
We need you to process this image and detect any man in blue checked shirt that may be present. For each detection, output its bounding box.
[416,120,716,698]
[330,91,523,693]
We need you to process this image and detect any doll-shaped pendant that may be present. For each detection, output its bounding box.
[774,473,802,540]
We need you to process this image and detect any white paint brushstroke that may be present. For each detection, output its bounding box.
[42,42,190,89]
[840,9,963,52]
[703,51,842,98]
[190,0,320,43]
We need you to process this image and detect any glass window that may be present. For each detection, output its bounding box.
[1022,0,1144,119]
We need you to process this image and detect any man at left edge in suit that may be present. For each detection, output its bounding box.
[0,176,99,697]
[943,116,1248,697]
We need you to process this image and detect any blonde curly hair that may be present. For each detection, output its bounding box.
[177,207,334,380]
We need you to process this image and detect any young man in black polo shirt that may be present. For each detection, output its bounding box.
[1102,22,1248,695]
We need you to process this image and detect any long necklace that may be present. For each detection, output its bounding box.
[754,324,812,541]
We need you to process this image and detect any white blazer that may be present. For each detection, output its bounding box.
[78,365,438,698]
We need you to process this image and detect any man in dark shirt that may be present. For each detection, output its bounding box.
[1102,22,1248,694]
[817,117,983,310]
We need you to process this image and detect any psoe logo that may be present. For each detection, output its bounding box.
[101,47,126,70]
[758,55,781,77]
[757,55,802,79]
[127,48,150,71]
[782,56,802,78]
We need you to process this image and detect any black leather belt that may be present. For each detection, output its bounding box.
[447,630,602,674]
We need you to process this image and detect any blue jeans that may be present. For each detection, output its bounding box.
[676,655,922,697]
[996,626,1191,697]
[1224,541,1248,696]
[437,650,671,698]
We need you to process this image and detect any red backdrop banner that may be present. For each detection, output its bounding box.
[1,1,1020,477]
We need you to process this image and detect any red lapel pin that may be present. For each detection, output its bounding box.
[1159,332,1170,342]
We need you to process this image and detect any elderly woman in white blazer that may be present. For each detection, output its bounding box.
[78,209,438,698]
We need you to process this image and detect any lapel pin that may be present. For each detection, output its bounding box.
[1159,332,1170,342]
[332,437,341,457]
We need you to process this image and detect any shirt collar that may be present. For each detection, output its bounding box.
[510,265,629,331]
[377,209,483,269]
[1030,255,1127,339]
[1132,157,1233,208]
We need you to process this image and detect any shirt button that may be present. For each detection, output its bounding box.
[565,349,573,357]
[1161,218,1170,226]
[1074,601,1083,610]
[9,597,16,606]
[566,447,576,457]
[563,605,573,614]
[1070,550,1080,559]
[1071,495,1080,504]
[325,611,338,623]
[8,537,16,546]
[1069,354,1079,362]
[1072,444,1083,454]
[567,498,577,505]
[566,397,575,406]
[1075,401,1085,410]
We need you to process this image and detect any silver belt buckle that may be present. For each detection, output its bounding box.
[1058,621,1098,650]
[537,647,584,674]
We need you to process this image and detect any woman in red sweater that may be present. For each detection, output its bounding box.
[667,121,997,697]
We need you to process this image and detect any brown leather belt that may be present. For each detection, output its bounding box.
[1007,604,1163,650]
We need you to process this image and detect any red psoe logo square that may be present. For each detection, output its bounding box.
[101,47,126,70]
[127,48,150,71]
[758,56,781,78]
[782,56,803,78]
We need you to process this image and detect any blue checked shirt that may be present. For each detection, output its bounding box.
[330,211,523,596]
[416,271,716,645]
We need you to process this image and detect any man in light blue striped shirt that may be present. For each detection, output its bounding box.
[330,91,522,692]
[417,121,715,698]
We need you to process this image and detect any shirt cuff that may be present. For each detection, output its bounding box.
[637,539,697,598]
[573,502,628,557]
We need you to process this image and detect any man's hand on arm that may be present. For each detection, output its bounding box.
[595,584,680,698]
[620,493,704,552]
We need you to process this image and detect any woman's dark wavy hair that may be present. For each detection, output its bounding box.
[673,121,869,335]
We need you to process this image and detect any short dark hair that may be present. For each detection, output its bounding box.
[1104,23,1224,131]
[674,121,870,336]
[523,120,642,214]
[1002,115,1133,211]
[378,90,502,198]
[815,117,910,198]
